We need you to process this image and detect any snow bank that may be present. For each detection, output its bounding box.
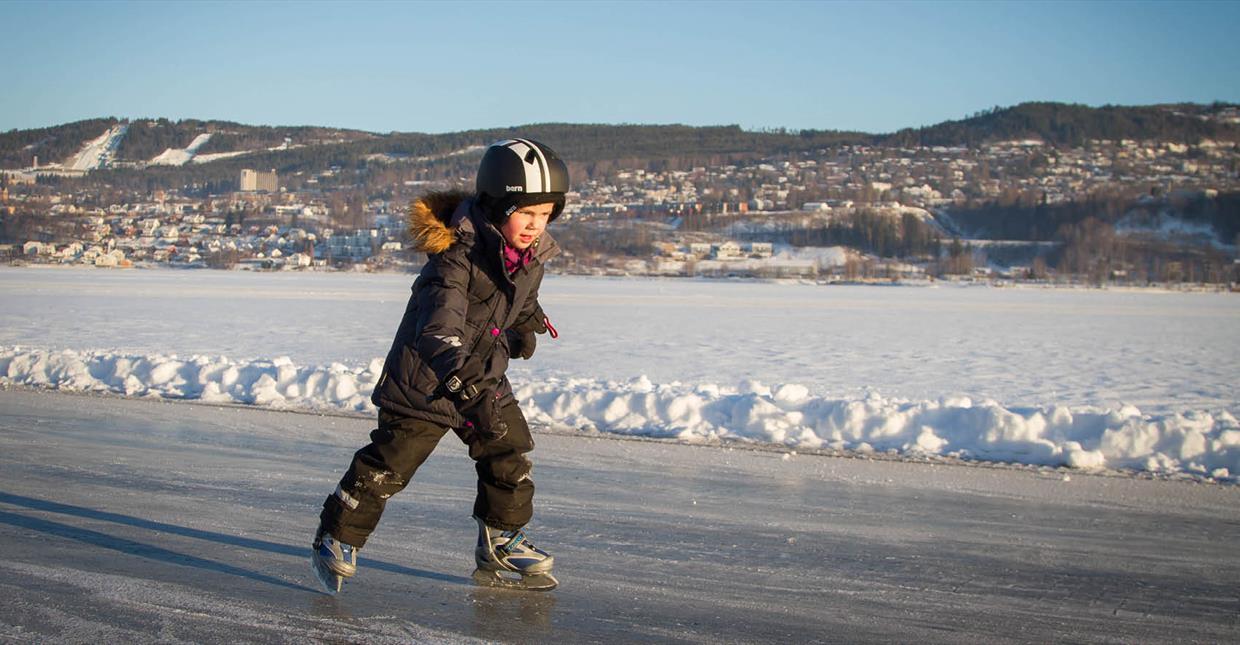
[775,245,849,267]
[515,377,1238,480]
[0,347,379,414]
[3,346,1236,481]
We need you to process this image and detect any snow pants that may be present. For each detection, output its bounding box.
[319,398,536,548]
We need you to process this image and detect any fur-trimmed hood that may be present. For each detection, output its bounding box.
[407,190,560,261]
[407,190,472,254]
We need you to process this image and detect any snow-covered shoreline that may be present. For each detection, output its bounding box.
[4,346,1236,481]
[3,265,1236,480]
[7,261,1237,294]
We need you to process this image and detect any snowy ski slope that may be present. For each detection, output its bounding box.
[64,124,128,171]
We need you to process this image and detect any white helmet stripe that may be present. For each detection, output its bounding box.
[512,138,550,192]
[498,138,549,193]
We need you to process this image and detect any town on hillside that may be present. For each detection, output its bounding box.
[2,109,1238,287]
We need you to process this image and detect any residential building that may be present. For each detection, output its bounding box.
[240,169,278,193]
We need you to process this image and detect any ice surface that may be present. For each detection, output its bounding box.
[1,388,1238,643]
[1,266,1237,478]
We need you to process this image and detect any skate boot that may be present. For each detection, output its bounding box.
[472,517,558,591]
[311,524,358,594]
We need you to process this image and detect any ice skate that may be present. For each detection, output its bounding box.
[311,525,358,595]
[472,517,558,591]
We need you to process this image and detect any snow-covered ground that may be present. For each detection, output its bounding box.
[65,124,128,171]
[774,244,849,267]
[190,149,253,164]
[1,266,1237,480]
[148,132,213,166]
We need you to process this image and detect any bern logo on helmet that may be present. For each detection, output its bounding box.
[505,205,519,216]
[505,185,524,192]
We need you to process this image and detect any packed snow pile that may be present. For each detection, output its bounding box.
[0,347,379,414]
[516,377,1238,479]
[4,346,1236,481]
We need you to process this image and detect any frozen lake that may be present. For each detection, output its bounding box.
[1,268,1239,643]
[3,266,1235,414]
[2,266,1238,477]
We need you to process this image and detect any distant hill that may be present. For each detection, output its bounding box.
[116,118,378,161]
[0,118,118,169]
[881,102,1240,148]
[2,102,1237,181]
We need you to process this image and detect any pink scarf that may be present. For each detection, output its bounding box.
[503,243,533,275]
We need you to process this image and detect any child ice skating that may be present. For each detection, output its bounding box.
[313,138,568,593]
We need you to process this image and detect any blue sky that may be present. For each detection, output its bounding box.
[4,0,1239,134]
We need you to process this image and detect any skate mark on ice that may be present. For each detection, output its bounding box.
[0,491,469,586]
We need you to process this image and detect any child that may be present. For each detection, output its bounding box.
[313,138,568,593]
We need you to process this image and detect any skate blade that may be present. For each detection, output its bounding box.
[472,568,558,592]
[311,552,343,595]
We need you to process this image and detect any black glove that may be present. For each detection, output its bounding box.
[458,391,509,443]
[509,310,552,360]
[508,329,537,360]
[513,304,549,334]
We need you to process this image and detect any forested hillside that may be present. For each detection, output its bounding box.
[115,118,376,160]
[0,118,118,168]
[5,102,1236,180]
[883,102,1240,148]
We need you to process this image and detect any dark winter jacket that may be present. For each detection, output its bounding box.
[371,190,558,426]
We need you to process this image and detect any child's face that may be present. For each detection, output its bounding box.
[501,202,555,250]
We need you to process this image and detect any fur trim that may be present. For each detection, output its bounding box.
[408,190,471,254]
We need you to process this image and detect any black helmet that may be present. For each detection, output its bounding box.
[475,138,569,223]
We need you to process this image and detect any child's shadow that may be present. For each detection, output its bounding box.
[0,491,469,594]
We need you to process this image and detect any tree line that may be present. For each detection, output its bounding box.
[946,189,1240,244]
[883,102,1240,148]
[731,209,943,259]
